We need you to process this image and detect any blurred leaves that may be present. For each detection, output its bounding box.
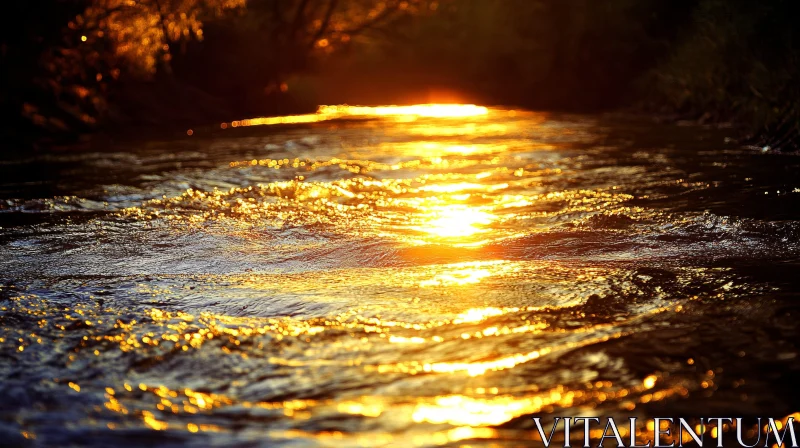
[643,0,800,148]
[2,0,446,137]
[2,0,799,149]
[73,0,245,75]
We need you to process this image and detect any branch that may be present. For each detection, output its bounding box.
[289,0,312,39]
[270,0,285,24]
[308,0,338,49]
[151,0,174,74]
[340,5,401,36]
[265,0,287,42]
[152,0,172,42]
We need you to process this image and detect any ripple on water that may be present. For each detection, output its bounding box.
[1,106,800,445]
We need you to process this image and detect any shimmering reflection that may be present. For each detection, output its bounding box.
[222,103,489,129]
[3,104,800,446]
[417,261,502,287]
[417,205,494,239]
[121,103,637,250]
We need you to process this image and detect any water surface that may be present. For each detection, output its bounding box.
[2,105,800,446]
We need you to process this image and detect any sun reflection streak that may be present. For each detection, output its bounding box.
[222,104,490,129]
[128,105,638,249]
[318,104,490,118]
[417,206,495,239]
[453,306,523,323]
[418,268,492,287]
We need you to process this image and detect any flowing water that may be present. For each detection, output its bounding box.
[1,106,800,446]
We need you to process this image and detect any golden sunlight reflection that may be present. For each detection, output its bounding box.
[453,306,525,324]
[412,393,566,426]
[410,378,690,428]
[318,104,489,118]
[370,326,655,377]
[267,425,499,447]
[6,101,793,446]
[3,259,763,445]
[222,103,490,129]
[353,140,515,159]
[417,266,492,287]
[416,206,495,239]
[127,105,630,249]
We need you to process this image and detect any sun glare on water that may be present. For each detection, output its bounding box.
[419,206,495,239]
[13,97,762,447]
[317,104,490,118]
[223,104,490,128]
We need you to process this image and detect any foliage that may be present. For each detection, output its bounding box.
[3,0,799,149]
[240,0,444,88]
[4,0,245,137]
[4,0,446,136]
[643,0,800,148]
[311,0,694,108]
[74,0,246,75]
[163,0,445,115]
[267,0,440,49]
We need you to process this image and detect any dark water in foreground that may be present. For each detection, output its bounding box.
[1,106,799,447]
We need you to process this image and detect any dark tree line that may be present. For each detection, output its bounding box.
[0,0,440,146]
[2,0,798,150]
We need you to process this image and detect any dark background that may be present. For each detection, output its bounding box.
[1,0,798,150]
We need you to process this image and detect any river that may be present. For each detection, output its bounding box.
[1,105,799,446]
